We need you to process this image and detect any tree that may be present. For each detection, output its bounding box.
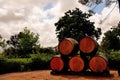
[55,8,101,41]
[0,35,6,49]
[6,34,20,49]
[78,0,120,11]
[6,27,40,57]
[101,22,120,51]
[19,27,39,52]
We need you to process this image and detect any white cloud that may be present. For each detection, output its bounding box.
[89,3,120,43]
[0,0,119,48]
[90,3,120,32]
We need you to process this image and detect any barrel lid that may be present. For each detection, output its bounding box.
[79,37,97,54]
[69,56,84,72]
[58,38,74,55]
[89,56,107,73]
[50,57,64,71]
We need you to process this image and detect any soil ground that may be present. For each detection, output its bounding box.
[0,70,120,80]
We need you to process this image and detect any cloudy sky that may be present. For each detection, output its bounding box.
[0,0,120,47]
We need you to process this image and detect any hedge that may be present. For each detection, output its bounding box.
[0,53,54,74]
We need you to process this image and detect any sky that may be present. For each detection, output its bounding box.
[0,0,120,48]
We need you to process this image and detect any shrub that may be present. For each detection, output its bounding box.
[107,51,120,70]
[0,56,7,74]
[0,53,55,74]
[0,57,31,74]
[30,53,54,70]
[6,58,31,72]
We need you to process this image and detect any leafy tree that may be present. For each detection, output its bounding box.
[55,8,101,41]
[19,27,39,53]
[0,35,6,54]
[6,27,40,57]
[78,0,120,11]
[7,34,20,49]
[101,22,120,51]
[0,35,6,48]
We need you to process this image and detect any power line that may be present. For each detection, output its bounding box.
[99,1,117,24]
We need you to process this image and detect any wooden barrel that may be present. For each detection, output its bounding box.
[69,56,85,72]
[50,55,64,72]
[118,67,120,76]
[58,38,79,56]
[79,37,98,56]
[89,55,108,73]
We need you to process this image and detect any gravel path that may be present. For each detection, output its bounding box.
[0,70,119,80]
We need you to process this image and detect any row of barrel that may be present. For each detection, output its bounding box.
[50,37,109,74]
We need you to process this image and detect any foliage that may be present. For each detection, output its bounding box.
[107,50,120,70]
[55,8,101,41]
[0,52,55,74]
[4,47,20,58]
[30,53,54,70]
[39,47,59,55]
[6,34,19,49]
[19,27,39,53]
[78,0,120,12]
[6,58,31,72]
[0,56,7,74]
[6,27,40,57]
[107,50,120,61]
[0,56,31,74]
[101,22,120,51]
[78,0,102,5]
[0,35,6,48]
[100,22,120,69]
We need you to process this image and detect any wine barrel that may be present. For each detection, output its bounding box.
[79,37,98,56]
[50,55,64,72]
[69,56,85,72]
[58,38,79,56]
[89,55,108,73]
[118,67,120,76]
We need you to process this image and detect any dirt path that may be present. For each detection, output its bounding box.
[0,70,120,80]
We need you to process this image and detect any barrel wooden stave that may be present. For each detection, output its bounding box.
[79,36,98,56]
[69,56,85,72]
[51,37,110,74]
[58,38,79,56]
[50,55,64,72]
[89,55,108,73]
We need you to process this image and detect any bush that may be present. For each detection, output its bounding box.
[30,53,54,70]
[0,57,31,74]
[0,56,7,74]
[39,47,60,55]
[0,53,55,74]
[107,51,120,70]
[6,58,31,72]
